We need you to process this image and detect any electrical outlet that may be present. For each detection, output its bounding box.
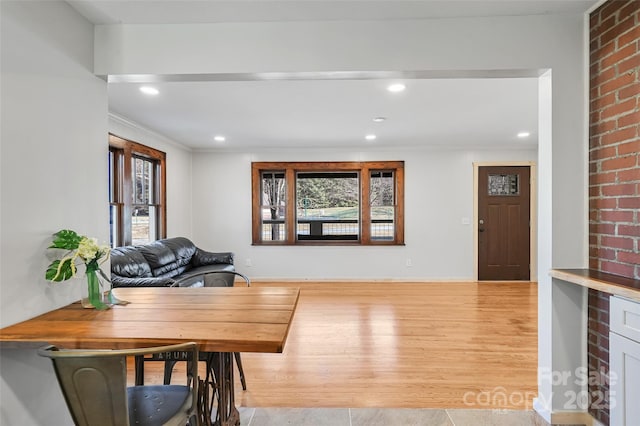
[405,259,412,267]
[245,258,252,267]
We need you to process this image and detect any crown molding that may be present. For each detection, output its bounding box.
[108,112,192,152]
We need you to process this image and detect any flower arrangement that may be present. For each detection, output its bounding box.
[45,229,126,309]
[45,229,110,282]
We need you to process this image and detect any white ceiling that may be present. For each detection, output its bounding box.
[70,1,597,151]
[108,77,540,150]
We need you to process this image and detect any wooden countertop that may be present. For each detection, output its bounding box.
[550,269,640,302]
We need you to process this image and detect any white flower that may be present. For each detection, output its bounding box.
[77,237,103,262]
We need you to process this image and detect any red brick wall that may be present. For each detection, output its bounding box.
[589,1,639,424]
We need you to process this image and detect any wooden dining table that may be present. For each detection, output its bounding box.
[0,286,300,426]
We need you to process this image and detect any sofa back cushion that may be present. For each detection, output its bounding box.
[161,237,196,267]
[110,247,153,278]
[138,237,197,278]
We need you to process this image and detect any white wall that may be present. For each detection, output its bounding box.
[95,16,578,75]
[1,1,107,424]
[108,114,194,239]
[192,148,537,280]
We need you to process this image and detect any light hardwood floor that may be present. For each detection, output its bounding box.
[138,281,537,411]
[234,281,538,410]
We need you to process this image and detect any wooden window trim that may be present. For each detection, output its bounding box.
[109,134,166,246]
[252,161,404,246]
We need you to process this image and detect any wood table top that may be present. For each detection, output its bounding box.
[0,286,300,353]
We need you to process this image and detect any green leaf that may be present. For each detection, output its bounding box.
[48,229,83,250]
[45,258,75,281]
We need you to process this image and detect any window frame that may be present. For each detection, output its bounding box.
[109,134,166,247]
[251,161,404,245]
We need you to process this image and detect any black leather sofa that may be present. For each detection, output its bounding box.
[110,237,235,288]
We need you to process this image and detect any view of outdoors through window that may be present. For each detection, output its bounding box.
[254,161,403,245]
[261,171,286,241]
[108,150,119,247]
[370,170,395,240]
[296,172,359,241]
[132,156,157,245]
[260,169,396,242]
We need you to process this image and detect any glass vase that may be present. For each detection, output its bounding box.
[97,268,129,306]
[81,268,110,310]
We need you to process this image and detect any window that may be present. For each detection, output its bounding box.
[252,161,404,245]
[109,134,166,247]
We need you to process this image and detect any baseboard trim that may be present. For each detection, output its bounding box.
[533,398,551,423]
[553,411,605,426]
[587,414,604,426]
[533,398,606,426]
[534,409,604,425]
[249,278,504,283]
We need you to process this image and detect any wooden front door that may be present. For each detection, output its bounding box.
[478,166,530,280]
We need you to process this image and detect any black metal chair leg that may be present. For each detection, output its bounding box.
[234,352,247,391]
[134,355,145,385]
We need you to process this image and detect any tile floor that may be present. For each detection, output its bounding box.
[236,407,562,426]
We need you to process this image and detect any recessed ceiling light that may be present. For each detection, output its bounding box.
[365,134,377,141]
[517,131,531,138]
[373,117,387,122]
[214,135,226,142]
[387,83,406,93]
[139,86,159,96]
